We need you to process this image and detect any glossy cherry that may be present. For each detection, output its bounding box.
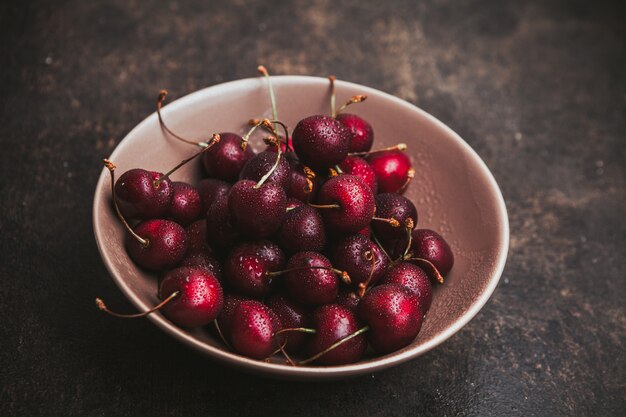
[336,288,360,311]
[114,168,173,219]
[205,193,240,252]
[276,205,326,255]
[366,150,414,194]
[331,234,389,290]
[185,219,213,255]
[287,159,319,202]
[180,251,223,281]
[280,252,341,305]
[380,262,432,314]
[216,294,251,341]
[292,115,350,172]
[307,304,367,365]
[197,178,231,214]
[314,175,375,235]
[336,113,374,153]
[266,294,311,353]
[372,193,417,239]
[158,266,224,327]
[228,179,287,239]
[224,240,286,298]
[239,151,291,190]
[230,300,282,359]
[409,229,454,277]
[202,132,255,181]
[357,284,422,354]
[337,156,378,194]
[169,181,202,226]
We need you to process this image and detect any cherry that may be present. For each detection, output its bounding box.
[275,251,342,305]
[228,179,287,239]
[366,149,414,194]
[331,234,389,292]
[372,193,417,239]
[239,150,291,190]
[202,132,255,182]
[286,198,305,210]
[336,288,360,311]
[126,219,188,271]
[357,284,422,354]
[408,229,454,277]
[224,240,286,298]
[313,175,375,235]
[216,294,251,342]
[380,262,432,314]
[336,113,374,153]
[205,193,240,252]
[266,294,311,353]
[292,115,350,172]
[169,181,202,226]
[337,156,378,194]
[185,219,213,255]
[114,168,173,219]
[230,300,282,359]
[180,251,222,281]
[157,266,223,327]
[266,136,294,154]
[307,304,367,365]
[276,205,326,255]
[197,178,231,214]
[287,159,319,202]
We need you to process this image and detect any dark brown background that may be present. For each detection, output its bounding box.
[1,0,625,416]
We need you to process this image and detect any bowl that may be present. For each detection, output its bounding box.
[93,76,509,379]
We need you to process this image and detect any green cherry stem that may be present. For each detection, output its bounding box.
[298,326,370,365]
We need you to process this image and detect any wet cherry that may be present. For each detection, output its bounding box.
[239,150,291,190]
[372,193,417,239]
[126,219,188,271]
[266,294,311,353]
[228,180,287,239]
[409,229,454,277]
[276,205,326,255]
[336,113,374,153]
[279,251,341,305]
[224,240,286,298]
[114,168,172,219]
[202,132,255,182]
[292,115,350,172]
[366,150,414,194]
[230,300,282,359]
[197,178,231,214]
[380,262,432,314]
[169,181,202,226]
[337,156,378,194]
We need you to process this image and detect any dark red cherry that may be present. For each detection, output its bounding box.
[169,182,202,226]
[308,304,366,365]
[336,113,374,153]
[336,288,360,311]
[216,294,251,340]
[287,159,320,202]
[357,284,422,354]
[230,300,282,359]
[372,193,417,239]
[239,151,291,190]
[331,234,389,288]
[380,262,432,314]
[282,252,339,305]
[286,198,305,211]
[197,178,231,214]
[115,168,172,219]
[228,180,287,239]
[366,150,413,194]
[315,175,375,235]
[126,219,187,271]
[205,193,240,252]
[202,132,255,182]
[409,229,454,277]
[276,205,326,255]
[265,136,294,154]
[337,156,378,194]
[292,115,350,171]
[224,241,286,298]
[266,294,311,353]
[185,220,213,255]
[180,251,222,281]
[158,266,223,327]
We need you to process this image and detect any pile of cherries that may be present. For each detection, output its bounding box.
[97,67,454,366]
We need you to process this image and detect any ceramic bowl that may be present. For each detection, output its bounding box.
[93,76,509,379]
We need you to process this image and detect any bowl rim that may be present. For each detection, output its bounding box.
[93,75,510,378]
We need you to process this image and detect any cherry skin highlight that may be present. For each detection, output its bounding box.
[336,113,374,153]
[357,284,422,354]
[276,205,326,255]
[224,240,286,298]
[308,304,367,365]
[292,115,350,172]
[169,181,202,226]
[158,266,223,327]
[216,294,251,341]
[115,168,172,219]
[283,252,339,305]
[337,156,378,194]
[266,294,311,353]
[126,219,187,271]
[380,262,432,314]
[409,229,454,277]
[230,300,282,359]
[202,132,255,182]
[366,150,413,194]
[316,175,375,235]
[180,251,223,282]
[228,180,287,239]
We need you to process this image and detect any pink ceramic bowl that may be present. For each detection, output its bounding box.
[93,76,509,379]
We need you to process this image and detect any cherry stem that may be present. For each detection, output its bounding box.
[265,339,289,362]
[334,164,344,174]
[371,232,392,262]
[267,266,351,285]
[298,326,370,365]
[399,168,415,193]
[349,143,407,157]
[214,319,232,350]
[372,216,401,227]
[103,159,149,247]
[255,139,282,189]
[258,65,278,122]
[264,119,291,150]
[157,90,209,148]
[402,218,415,259]
[328,75,337,117]
[404,257,445,284]
[357,248,377,298]
[274,327,317,336]
[95,291,180,318]
[336,95,367,115]
[241,120,263,151]
[154,134,221,187]
[308,203,340,210]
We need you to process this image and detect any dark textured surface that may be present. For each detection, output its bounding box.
[1,0,625,416]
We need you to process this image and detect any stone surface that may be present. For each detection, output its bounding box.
[1,0,624,416]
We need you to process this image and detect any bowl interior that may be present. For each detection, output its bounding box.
[93,76,509,379]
